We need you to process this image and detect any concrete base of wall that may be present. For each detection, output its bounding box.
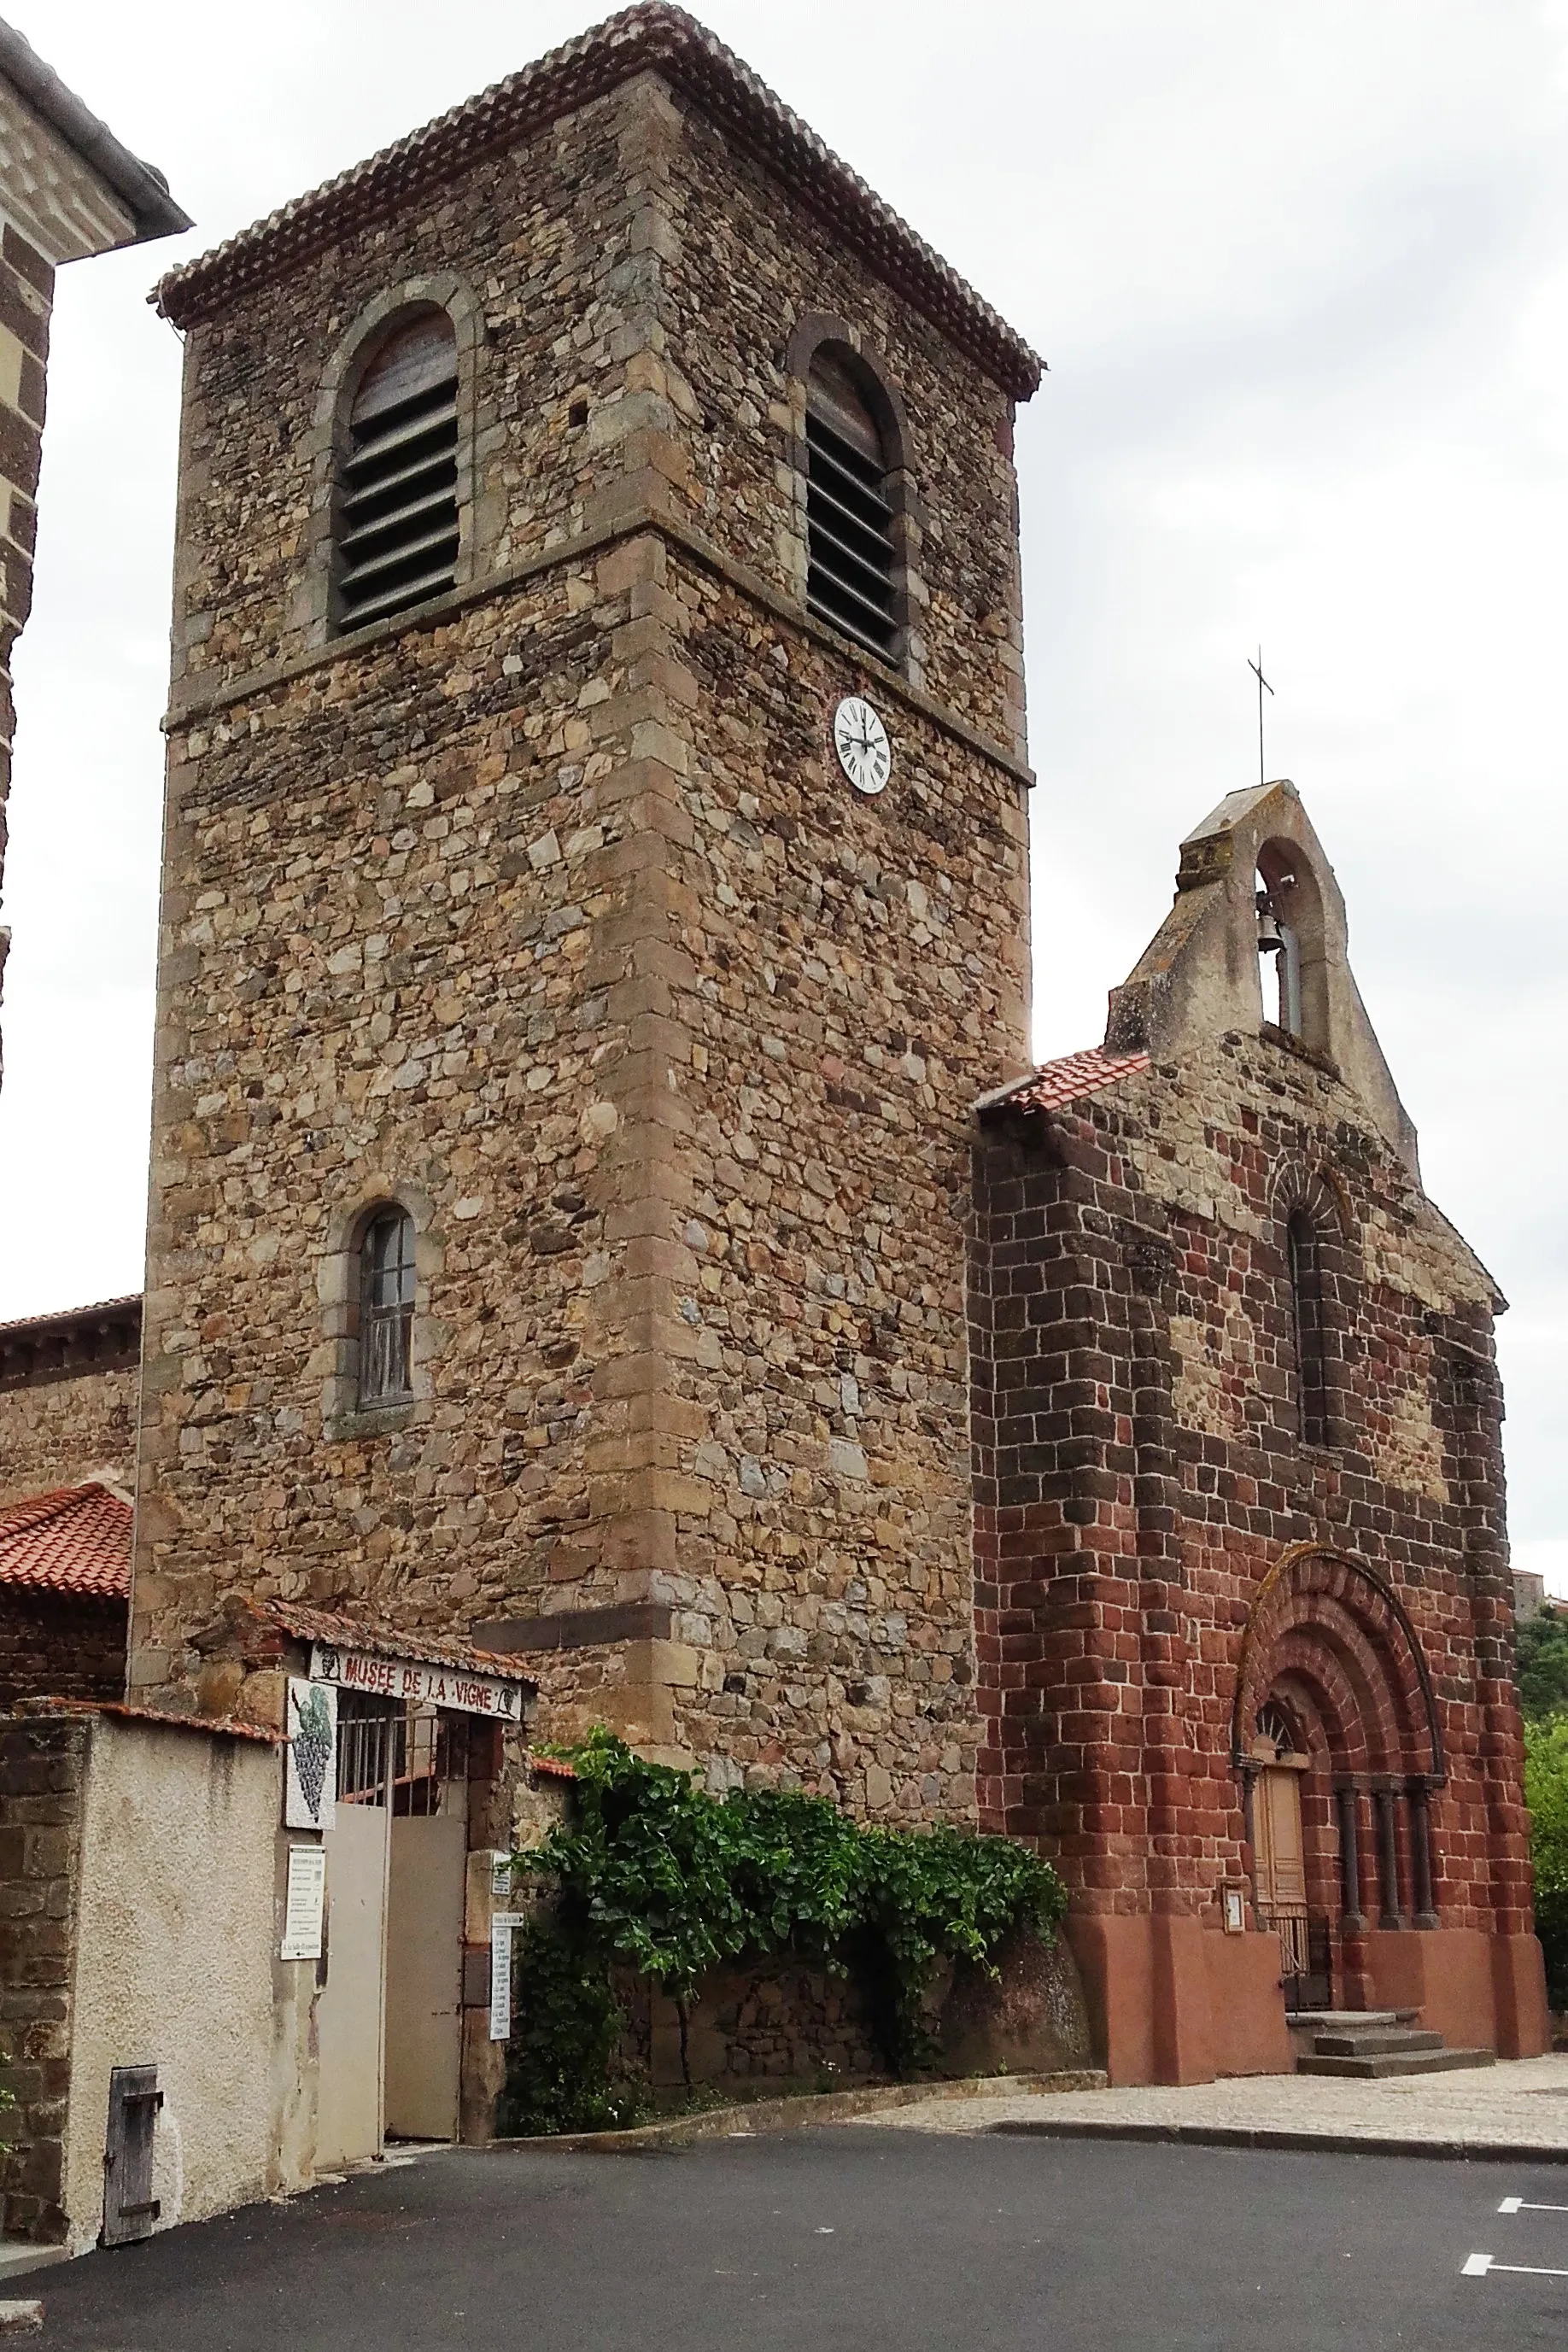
[1360,1926,1548,2058]
[1066,1914,1291,2086]
[1068,1910,1552,2083]
[1491,1932,1552,2058]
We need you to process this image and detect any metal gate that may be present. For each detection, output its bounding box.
[1277,1914,1332,2013]
[319,1697,471,2152]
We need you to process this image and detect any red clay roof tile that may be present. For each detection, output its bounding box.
[150,4,1043,397]
[0,1483,131,1600]
[978,1047,1151,1119]
[259,1599,537,1686]
[0,1294,141,1343]
[20,1697,282,1744]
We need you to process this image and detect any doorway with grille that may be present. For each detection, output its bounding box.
[316,1699,473,2165]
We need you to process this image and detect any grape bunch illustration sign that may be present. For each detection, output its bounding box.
[285,1677,337,1831]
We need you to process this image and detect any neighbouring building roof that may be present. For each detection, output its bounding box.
[151,3,1043,399]
[977,1047,1152,1120]
[260,1599,538,1687]
[17,1696,282,1744]
[0,1483,132,1600]
[0,17,190,244]
[0,1294,142,1389]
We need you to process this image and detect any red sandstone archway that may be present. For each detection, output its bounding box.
[1232,1546,1444,2003]
[1232,1545,1442,1781]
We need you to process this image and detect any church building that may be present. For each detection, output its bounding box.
[0,1,1546,2192]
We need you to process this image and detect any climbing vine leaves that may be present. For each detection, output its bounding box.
[502,1729,1066,2133]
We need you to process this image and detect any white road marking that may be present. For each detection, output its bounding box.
[1498,2198,1523,2215]
[1462,2251,1568,2281]
[1498,2196,1568,2215]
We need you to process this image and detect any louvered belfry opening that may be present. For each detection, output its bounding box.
[805,348,899,660]
[336,310,459,629]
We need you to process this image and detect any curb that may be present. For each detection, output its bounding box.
[490,2068,1109,2153]
[988,2117,1568,2165]
[0,2303,43,2334]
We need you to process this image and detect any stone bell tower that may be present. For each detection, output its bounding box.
[131,6,1042,1819]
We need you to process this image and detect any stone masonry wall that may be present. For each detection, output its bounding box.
[0,1713,88,2243]
[617,1958,884,2093]
[135,563,633,1660]
[0,1594,126,1711]
[163,74,1025,755]
[970,1027,1530,1943]
[659,102,1027,755]
[611,1924,1093,2095]
[167,83,641,696]
[133,68,1034,1830]
[0,1363,138,1512]
[640,543,1028,1811]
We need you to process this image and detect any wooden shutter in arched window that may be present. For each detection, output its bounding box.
[336,313,459,629]
[805,351,898,658]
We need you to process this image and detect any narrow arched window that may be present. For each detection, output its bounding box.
[359,1207,416,1407]
[335,311,459,630]
[805,348,898,659]
[1286,1208,1328,1447]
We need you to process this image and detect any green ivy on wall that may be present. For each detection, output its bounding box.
[500,1729,1068,2135]
[1525,1715,1568,2010]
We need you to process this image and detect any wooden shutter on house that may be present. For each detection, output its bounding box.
[102,2064,162,2244]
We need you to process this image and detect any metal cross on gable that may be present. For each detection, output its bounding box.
[1248,647,1274,789]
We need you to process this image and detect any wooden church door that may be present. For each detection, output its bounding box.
[1256,1766,1307,1903]
[1255,1760,1314,2004]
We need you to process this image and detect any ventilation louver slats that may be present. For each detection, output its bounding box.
[336,314,459,630]
[805,409,898,658]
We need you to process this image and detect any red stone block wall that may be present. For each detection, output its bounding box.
[968,1028,1536,2056]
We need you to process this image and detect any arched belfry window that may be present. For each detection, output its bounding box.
[335,310,459,630]
[359,1205,416,1407]
[1256,865,1303,1036]
[805,348,899,660]
[1286,1207,1328,1448]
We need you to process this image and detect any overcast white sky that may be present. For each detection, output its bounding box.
[2,2,1564,1592]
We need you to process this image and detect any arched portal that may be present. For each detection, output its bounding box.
[1232,1546,1443,2010]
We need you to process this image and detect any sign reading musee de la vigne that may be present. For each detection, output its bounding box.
[308,1643,524,1720]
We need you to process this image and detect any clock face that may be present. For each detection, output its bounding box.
[832,696,892,797]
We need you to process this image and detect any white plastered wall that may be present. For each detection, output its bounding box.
[59,1716,316,2251]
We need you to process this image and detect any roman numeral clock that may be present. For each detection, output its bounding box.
[833,694,892,796]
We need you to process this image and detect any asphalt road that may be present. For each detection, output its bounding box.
[23,2127,1568,2351]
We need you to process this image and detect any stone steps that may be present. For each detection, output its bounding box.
[1298,2044,1496,2080]
[1292,2008,1496,2079]
[1311,2028,1444,2058]
[1289,2009,1417,2032]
